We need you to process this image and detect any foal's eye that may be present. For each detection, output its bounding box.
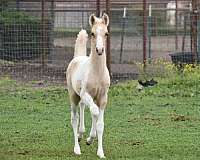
[91,32,95,37]
[105,33,109,37]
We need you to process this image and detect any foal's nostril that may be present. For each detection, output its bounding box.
[96,47,98,53]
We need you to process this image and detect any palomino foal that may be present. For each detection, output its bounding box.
[66,13,110,158]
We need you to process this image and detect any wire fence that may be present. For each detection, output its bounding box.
[0,0,199,82]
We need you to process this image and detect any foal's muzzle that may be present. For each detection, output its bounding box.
[96,47,104,56]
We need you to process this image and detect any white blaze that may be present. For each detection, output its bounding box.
[96,26,104,53]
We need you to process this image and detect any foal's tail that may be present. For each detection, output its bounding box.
[74,29,88,57]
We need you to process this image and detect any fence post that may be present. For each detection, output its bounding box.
[191,0,198,63]
[143,0,147,70]
[96,0,100,17]
[175,0,178,50]
[41,0,47,67]
[182,15,187,52]
[148,5,152,63]
[81,3,84,27]
[198,18,200,62]
[50,0,55,24]
[106,0,111,74]
[16,0,20,11]
[119,7,127,63]
[49,0,55,64]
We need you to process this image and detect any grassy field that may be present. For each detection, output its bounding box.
[0,73,200,160]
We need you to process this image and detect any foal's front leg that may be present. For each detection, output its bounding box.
[80,91,99,117]
[97,108,105,158]
[96,93,108,159]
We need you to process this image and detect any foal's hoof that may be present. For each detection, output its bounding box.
[97,150,105,159]
[86,141,91,145]
[74,146,81,155]
[78,134,83,142]
[98,155,106,159]
[86,137,93,145]
[78,137,82,142]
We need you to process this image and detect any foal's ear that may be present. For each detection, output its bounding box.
[89,13,96,27]
[102,13,109,26]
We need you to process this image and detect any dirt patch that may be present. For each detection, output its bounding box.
[170,112,191,121]
[170,112,200,122]
[116,139,144,147]
[128,115,161,126]
[0,62,139,84]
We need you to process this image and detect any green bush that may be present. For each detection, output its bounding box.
[0,11,51,61]
[0,0,12,11]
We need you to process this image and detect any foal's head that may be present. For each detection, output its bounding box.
[89,13,109,56]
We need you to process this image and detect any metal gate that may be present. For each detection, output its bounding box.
[0,0,199,82]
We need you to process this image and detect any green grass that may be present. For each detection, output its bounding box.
[0,75,200,160]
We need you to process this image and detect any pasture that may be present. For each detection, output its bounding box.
[0,71,200,160]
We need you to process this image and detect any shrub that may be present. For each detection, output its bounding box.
[0,0,12,11]
[0,11,51,61]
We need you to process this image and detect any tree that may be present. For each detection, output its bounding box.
[0,0,13,11]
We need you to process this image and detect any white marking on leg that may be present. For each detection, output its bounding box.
[80,91,99,116]
[71,105,81,155]
[97,109,105,158]
[86,114,97,145]
[78,101,85,141]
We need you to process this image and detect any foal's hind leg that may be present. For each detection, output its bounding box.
[86,114,97,145]
[78,101,85,142]
[71,104,81,155]
[69,91,81,155]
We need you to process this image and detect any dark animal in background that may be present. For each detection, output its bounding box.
[138,79,158,87]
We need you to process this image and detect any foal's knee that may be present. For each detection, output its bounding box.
[96,122,104,134]
[79,101,85,109]
[71,112,79,126]
[79,128,85,135]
